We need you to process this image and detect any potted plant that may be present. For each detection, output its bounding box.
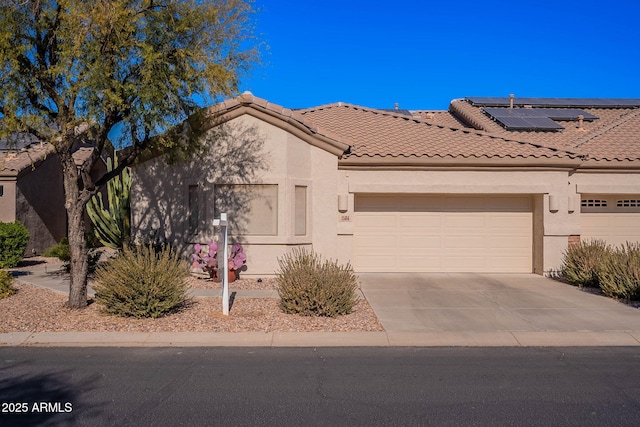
[192,242,246,282]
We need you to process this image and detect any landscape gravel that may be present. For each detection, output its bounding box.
[0,271,383,333]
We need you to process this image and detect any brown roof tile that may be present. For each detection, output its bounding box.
[411,110,472,129]
[449,99,640,165]
[0,142,55,177]
[205,93,351,156]
[299,103,579,163]
[572,110,640,162]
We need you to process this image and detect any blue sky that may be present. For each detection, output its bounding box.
[240,0,640,110]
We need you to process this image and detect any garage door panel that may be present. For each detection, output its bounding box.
[354,194,532,273]
[489,236,531,248]
[444,256,485,269]
[445,215,487,229]
[399,214,441,228]
[445,236,486,248]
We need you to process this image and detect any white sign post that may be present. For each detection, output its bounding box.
[213,213,230,316]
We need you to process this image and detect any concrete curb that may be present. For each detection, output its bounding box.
[3,331,640,347]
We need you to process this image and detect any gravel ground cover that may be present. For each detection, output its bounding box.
[0,258,383,333]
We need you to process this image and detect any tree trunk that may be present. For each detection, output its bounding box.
[67,201,89,308]
[61,154,90,309]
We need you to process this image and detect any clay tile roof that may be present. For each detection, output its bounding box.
[206,93,351,156]
[298,103,579,164]
[0,142,55,177]
[449,98,640,164]
[411,110,472,129]
[572,110,640,162]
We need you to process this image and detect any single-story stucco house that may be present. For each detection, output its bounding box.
[131,93,640,276]
[1,136,105,255]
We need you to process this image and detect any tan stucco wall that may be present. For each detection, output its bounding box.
[0,180,17,223]
[571,171,640,195]
[131,114,340,276]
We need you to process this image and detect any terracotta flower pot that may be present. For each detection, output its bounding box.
[213,269,237,283]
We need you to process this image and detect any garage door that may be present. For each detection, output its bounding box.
[581,195,640,247]
[354,194,533,273]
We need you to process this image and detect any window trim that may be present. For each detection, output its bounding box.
[294,185,307,236]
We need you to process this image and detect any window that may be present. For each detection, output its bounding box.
[215,184,278,235]
[295,186,307,236]
[188,185,199,234]
[617,200,640,208]
[0,185,3,197]
[581,199,607,207]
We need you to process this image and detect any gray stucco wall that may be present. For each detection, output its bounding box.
[15,154,66,255]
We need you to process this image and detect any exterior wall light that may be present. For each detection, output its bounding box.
[338,195,348,213]
[548,195,559,213]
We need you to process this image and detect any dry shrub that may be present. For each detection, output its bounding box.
[94,244,190,318]
[0,270,16,299]
[277,247,358,318]
[597,242,640,300]
[561,239,611,287]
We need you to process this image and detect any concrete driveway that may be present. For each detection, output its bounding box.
[358,273,640,345]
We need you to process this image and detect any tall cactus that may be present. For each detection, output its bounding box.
[86,156,131,250]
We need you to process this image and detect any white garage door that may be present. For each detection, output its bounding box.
[581,195,640,247]
[354,194,533,273]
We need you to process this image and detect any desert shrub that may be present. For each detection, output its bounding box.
[0,221,29,268]
[43,237,71,261]
[43,238,103,273]
[561,239,611,288]
[276,247,358,317]
[93,244,190,318]
[597,242,640,300]
[0,270,16,299]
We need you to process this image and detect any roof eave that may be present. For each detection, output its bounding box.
[338,155,582,170]
[203,95,351,157]
[578,159,640,170]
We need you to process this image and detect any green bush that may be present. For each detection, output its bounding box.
[276,247,358,317]
[43,238,102,273]
[561,239,611,288]
[0,221,29,268]
[93,244,190,318]
[0,270,16,299]
[43,237,71,261]
[597,242,640,300]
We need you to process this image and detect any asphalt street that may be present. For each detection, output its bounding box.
[2,347,640,426]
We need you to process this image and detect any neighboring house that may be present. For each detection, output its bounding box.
[131,93,640,276]
[0,136,105,255]
[1,137,66,255]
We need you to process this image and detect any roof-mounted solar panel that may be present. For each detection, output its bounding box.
[379,108,413,116]
[468,97,640,108]
[494,116,564,131]
[484,107,598,121]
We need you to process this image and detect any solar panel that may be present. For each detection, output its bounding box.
[494,116,564,131]
[484,107,598,121]
[379,108,413,116]
[467,97,640,108]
